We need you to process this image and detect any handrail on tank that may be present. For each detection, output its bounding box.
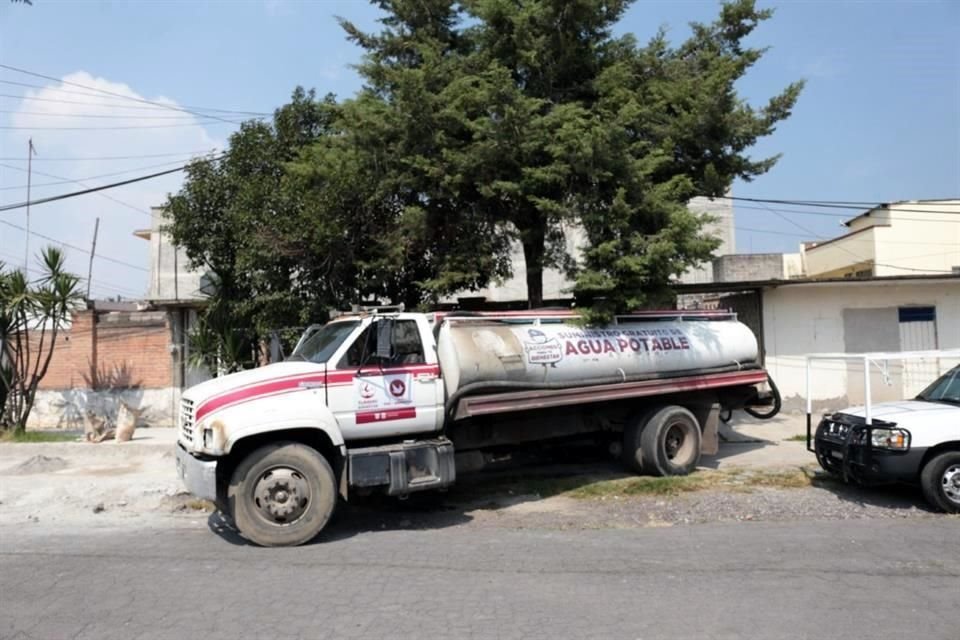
[434,309,737,324]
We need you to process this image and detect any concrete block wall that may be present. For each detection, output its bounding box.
[27,308,176,429]
[713,253,787,283]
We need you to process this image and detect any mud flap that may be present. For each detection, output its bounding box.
[693,403,721,456]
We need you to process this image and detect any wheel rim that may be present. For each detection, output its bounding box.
[252,466,312,526]
[941,464,960,506]
[664,422,695,463]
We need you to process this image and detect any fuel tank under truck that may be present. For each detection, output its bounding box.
[436,316,759,397]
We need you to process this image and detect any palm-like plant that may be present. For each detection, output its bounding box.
[0,247,83,433]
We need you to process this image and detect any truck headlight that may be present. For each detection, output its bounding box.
[870,428,910,450]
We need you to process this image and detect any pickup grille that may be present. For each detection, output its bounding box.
[180,398,195,442]
[821,419,850,440]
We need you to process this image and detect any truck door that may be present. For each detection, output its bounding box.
[329,318,442,441]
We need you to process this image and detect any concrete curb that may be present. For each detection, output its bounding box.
[0,430,177,460]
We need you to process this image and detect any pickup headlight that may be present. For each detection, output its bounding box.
[870,427,910,450]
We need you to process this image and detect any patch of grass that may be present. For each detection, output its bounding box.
[182,499,215,512]
[569,474,708,498]
[0,430,78,443]
[497,467,821,501]
[784,434,809,442]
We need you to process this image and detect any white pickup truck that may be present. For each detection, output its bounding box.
[176,309,778,546]
[811,364,960,512]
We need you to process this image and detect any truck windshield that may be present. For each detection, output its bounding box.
[288,321,360,364]
[916,367,960,405]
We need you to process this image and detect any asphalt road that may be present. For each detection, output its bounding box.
[1,516,957,640]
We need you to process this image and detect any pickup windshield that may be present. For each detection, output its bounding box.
[288,321,360,364]
[916,366,960,405]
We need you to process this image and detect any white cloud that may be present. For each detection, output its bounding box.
[0,71,227,299]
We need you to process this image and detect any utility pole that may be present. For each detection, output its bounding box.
[24,138,36,271]
[86,217,100,300]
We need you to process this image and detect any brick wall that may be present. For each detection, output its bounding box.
[36,309,172,391]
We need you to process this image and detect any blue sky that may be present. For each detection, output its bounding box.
[0,0,958,296]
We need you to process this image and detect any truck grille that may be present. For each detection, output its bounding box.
[180,398,195,442]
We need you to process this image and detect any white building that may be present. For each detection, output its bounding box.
[803,199,960,278]
[458,195,735,304]
[134,206,209,302]
[678,199,960,410]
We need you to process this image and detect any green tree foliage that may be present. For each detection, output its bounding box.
[165,88,339,371]
[166,0,801,366]
[338,0,801,313]
[0,248,83,433]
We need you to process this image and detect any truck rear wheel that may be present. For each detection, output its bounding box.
[920,451,960,514]
[228,442,337,547]
[639,406,702,476]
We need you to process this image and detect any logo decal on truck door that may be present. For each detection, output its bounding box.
[354,372,413,410]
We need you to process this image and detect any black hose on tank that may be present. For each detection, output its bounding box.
[744,373,781,420]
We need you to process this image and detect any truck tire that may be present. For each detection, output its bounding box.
[920,451,960,514]
[639,406,702,476]
[621,407,660,474]
[228,442,337,547]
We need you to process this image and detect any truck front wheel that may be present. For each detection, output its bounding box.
[920,451,960,514]
[228,442,337,547]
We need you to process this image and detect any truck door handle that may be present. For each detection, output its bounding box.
[299,381,324,389]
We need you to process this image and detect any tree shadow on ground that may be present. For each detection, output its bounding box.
[206,443,623,546]
[204,442,941,547]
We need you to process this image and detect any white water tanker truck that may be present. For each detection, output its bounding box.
[175,309,780,546]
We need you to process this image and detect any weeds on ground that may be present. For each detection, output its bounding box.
[784,434,809,442]
[0,430,78,443]
[494,467,827,500]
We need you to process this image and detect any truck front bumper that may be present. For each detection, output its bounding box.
[814,416,923,484]
[175,443,218,502]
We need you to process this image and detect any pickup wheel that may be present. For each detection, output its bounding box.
[228,442,337,547]
[920,451,960,514]
[639,406,702,477]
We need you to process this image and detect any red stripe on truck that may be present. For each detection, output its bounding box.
[195,373,328,421]
[193,364,440,421]
[355,407,417,424]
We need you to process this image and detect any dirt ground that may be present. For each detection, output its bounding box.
[0,413,947,536]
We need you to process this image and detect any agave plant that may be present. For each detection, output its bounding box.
[0,247,83,433]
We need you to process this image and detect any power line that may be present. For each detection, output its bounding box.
[0,218,149,273]
[0,109,236,120]
[0,119,244,131]
[0,157,208,192]
[719,195,960,216]
[0,165,189,212]
[0,154,225,213]
[0,249,140,296]
[735,224,960,246]
[0,64,266,125]
[0,92,269,116]
[0,149,217,162]
[0,162,152,218]
[733,202,960,224]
